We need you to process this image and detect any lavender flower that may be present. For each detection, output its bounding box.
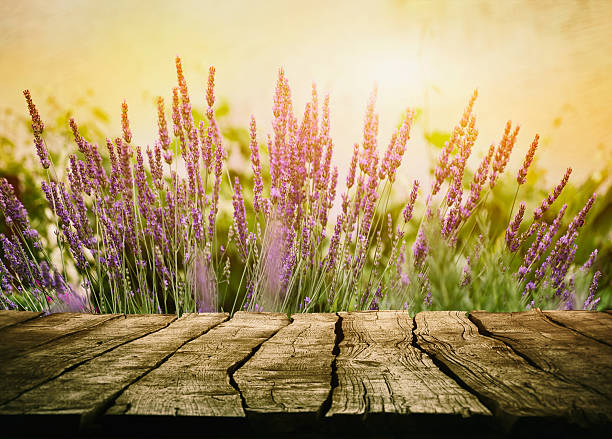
[583,271,601,310]
[23,90,50,169]
[232,177,249,259]
[402,180,420,223]
[517,134,539,185]
[206,67,216,110]
[534,168,571,220]
[461,257,472,287]
[346,143,359,189]
[121,101,132,144]
[505,202,526,252]
[581,249,598,272]
[489,121,519,189]
[156,97,171,151]
[413,229,428,269]
[249,116,264,214]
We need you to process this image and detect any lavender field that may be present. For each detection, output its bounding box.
[0,54,609,315]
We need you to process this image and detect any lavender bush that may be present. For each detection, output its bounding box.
[0,57,604,314]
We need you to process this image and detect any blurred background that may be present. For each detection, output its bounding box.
[1,0,611,305]
[2,0,612,180]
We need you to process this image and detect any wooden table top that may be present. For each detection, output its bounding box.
[0,309,610,437]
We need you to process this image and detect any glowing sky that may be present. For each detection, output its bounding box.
[2,0,611,186]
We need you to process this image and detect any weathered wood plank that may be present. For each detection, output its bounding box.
[414,311,612,431]
[543,311,612,347]
[0,313,227,431]
[471,309,612,399]
[233,313,337,430]
[0,310,43,330]
[0,314,175,406]
[326,311,490,429]
[104,312,289,425]
[0,312,119,361]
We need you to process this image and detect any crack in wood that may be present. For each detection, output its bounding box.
[470,311,612,403]
[0,315,177,408]
[81,314,230,430]
[0,311,43,330]
[227,321,289,414]
[319,312,342,418]
[467,312,605,406]
[467,313,547,374]
[542,312,612,349]
[0,313,122,362]
[410,314,497,420]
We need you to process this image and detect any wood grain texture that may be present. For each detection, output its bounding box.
[471,309,612,400]
[0,312,118,361]
[105,312,289,420]
[0,314,175,406]
[0,313,227,427]
[0,310,43,330]
[414,311,611,430]
[327,311,490,423]
[543,311,612,347]
[233,313,337,425]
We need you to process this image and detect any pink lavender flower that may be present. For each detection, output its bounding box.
[534,168,572,220]
[581,249,598,271]
[565,193,596,236]
[208,137,224,241]
[325,214,344,272]
[517,134,539,185]
[380,109,415,182]
[23,90,50,169]
[431,91,477,196]
[461,257,472,287]
[249,116,264,214]
[171,87,186,156]
[402,180,420,222]
[0,179,33,234]
[489,121,520,189]
[423,276,433,306]
[175,56,190,107]
[583,271,601,310]
[413,228,428,268]
[441,205,462,239]
[232,177,249,259]
[156,97,171,151]
[206,66,216,110]
[346,143,359,189]
[121,101,132,144]
[505,202,526,252]
[359,88,380,177]
[447,116,478,207]
[539,204,567,254]
[522,281,536,298]
[462,144,495,218]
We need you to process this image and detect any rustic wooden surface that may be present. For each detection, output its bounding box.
[0,313,227,428]
[544,310,612,347]
[471,310,612,400]
[234,313,337,431]
[327,311,490,429]
[0,310,43,330]
[106,312,289,421]
[0,309,610,437]
[414,311,611,431]
[0,312,118,361]
[0,314,174,405]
